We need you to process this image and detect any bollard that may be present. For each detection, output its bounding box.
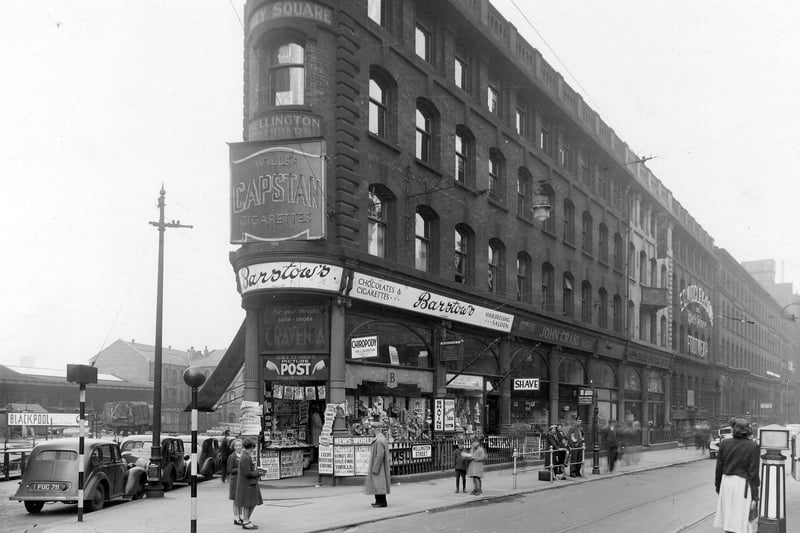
[512,448,517,489]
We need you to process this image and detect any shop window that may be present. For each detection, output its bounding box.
[517,167,532,219]
[516,252,532,303]
[488,239,504,294]
[454,224,472,284]
[269,42,305,106]
[591,362,616,388]
[558,357,585,384]
[345,316,433,369]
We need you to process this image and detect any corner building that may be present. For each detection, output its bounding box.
[216,0,785,450]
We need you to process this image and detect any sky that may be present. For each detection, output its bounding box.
[1,1,799,370]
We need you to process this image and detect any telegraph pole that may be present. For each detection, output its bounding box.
[146,185,192,498]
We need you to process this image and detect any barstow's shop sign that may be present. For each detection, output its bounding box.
[346,272,514,332]
[263,354,329,380]
[229,140,326,243]
[237,261,342,295]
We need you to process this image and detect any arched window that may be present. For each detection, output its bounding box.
[582,211,593,254]
[541,262,555,311]
[599,223,609,264]
[269,42,304,106]
[562,272,574,318]
[488,148,505,202]
[559,357,585,384]
[517,167,532,219]
[660,264,667,288]
[516,252,532,303]
[614,233,624,271]
[369,67,396,139]
[563,199,575,243]
[454,126,474,185]
[540,182,556,234]
[454,224,472,284]
[415,206,437,272]
[613,294,623,332]
[598,288,608,328]
[639,250,647,282]
[416,106,432,162]
[488,239,505,294]
[368,184,394,258]
[650,258,658,287]
[581,280,592,323]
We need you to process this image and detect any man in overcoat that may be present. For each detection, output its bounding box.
[364,429,391,507]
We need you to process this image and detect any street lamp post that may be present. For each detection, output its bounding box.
[146,186,192,498]
[183,367,206,533]
[592,381,600,474]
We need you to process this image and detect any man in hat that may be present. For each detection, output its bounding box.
[545,424,568,479]
[566,419,585,477]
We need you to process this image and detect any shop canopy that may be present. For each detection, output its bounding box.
[190,321,245,412]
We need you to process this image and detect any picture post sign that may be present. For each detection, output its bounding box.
[229,140,326,243]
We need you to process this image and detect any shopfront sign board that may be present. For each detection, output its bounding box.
[433,398,456,432]
[238,261,342,295]
[318,445,333,474]
[412,444,432,459]
[333,444,355,476]
[263,303,330,354]
[259,449,280,480]
[513,378,540,391]
[440,340,463,361]
[577,388,594,405]
[263,354,329,380]
[229,140,326,243]
[348,272,514,332]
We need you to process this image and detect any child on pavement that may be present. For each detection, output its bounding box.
[453,443,468,493]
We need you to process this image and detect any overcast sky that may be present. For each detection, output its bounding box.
[1,1,798,370]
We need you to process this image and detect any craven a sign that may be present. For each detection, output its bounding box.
[229,140,326,243]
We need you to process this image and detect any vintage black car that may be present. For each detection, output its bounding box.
[10,438,146,513]
[176,435,221,479]
[119,435,189,491]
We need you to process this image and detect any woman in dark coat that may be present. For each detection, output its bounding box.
[714,418,760,533]
[227,439,243,525]
[363,430,391,507]
[235,439,264,530]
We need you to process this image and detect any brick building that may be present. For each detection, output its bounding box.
[198,0,798,444]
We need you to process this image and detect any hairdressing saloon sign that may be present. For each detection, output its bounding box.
[229,140,326,243]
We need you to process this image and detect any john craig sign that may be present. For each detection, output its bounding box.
[229,140,326,243]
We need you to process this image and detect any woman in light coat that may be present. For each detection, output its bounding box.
[465,440,486,495]
[227,439,243,525]
[363,430,391,507]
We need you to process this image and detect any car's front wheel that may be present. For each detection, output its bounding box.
[24,501,44,513]
[86,483,106,512]
[162,470,175,492]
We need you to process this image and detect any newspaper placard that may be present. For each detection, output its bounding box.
[354,445,371,475]
[333,444,355,476]
[260,449,280,480]
[318,444,334,474]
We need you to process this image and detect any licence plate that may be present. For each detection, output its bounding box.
[30,482,63,491]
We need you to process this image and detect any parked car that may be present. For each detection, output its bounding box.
[176,435,221,479]
[10,438,146,513]
[119,435,189,491]
[1,447,31,480]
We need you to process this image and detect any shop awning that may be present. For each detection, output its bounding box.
[192,321,245,412]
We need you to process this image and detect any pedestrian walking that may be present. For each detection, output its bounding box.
[603,421,620,473]
[235,438,264,530]
[220,430,232,482]
[465,440,486,495]
[227,438,243,525]
[453,443,468,493]
[714,418,760,533]
[364,428,391,507]
[566,419,585,477]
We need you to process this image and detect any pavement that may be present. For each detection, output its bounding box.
[37,445,799,533]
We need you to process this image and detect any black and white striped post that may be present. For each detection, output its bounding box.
[183,367,206,533]
[66,364,98,523]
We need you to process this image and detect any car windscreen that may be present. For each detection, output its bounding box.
[121,441,152,453]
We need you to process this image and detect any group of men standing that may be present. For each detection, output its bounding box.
[544,420,586,478]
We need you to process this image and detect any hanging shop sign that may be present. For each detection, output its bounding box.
[512,319,596,352]
[263,354,329,381]
[350,335,378,359]
[439,340,463,361]
[229,140,326,243]
[577,388,594,405]
[262,304,329,354]
[512,378,540,391]
[445,373,492,391]
[347,272,514,332]
[238,261,342,295]
[8,413,80,426]
[679,284,713,360]
[434,398,456,432]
